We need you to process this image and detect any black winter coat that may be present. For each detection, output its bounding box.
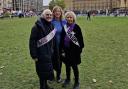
[29,18,55,80]
[62,24,84,66]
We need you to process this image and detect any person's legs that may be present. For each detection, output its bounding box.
[56,60,62,83]
[72,65,80,89]
[72,65,79,83]
[87,16,88,20]
[62,64,71,87]
[38,74,54,89]
[46,80,54,89]
[35,62,46,89]
[66,64,71,81]
[39,78,46,89]
[36,62,50,89]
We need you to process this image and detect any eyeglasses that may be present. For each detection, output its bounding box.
[46,14,52,16]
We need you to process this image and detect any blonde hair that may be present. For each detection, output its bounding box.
[52,5,63,20]
[65,11,76,22]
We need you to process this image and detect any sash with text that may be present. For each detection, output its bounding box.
[64,25,80,47]
[37,29,56,47]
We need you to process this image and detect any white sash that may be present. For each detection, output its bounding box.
[64,25,80,47]
[37,29,56,47]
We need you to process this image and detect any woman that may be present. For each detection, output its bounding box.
[62,11,84,89]
[29,9,55,89]
[51,5,66,83]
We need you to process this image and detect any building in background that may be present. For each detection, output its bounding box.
[0,0,43,12]
[120,0,128,8]
[0,0,12,14]
[2,0,12,9]
[0,0,12,10]
[12,0,43,12]
[64,0,128,12]
[64,0,73,10]
[0,0,3,12]
[1,0,128,14]
[72,0,120,11]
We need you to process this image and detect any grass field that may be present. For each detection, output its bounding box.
[0,16,128,89]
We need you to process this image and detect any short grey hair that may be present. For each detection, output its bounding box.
[41,9,52,17]
[65,11,76,22]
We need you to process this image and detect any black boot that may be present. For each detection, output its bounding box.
[46,85,54,89]
[39,79,46,89]
[46,83,54,89]
[56,73,62,83]
[57,76,62,83]
[62,79,70,88]
[73,82,80,89]
[56,67,62,83]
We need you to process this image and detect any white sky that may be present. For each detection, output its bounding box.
[43,0,52,6]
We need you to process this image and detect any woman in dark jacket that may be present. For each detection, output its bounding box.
[62,11,84,89]
[29,9,55,89]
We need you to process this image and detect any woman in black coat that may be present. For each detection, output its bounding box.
[29,9,55,89]
[62,11,84,89]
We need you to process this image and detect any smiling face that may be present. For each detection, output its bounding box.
[54,8,61,19]
[66,13,74,24]
[65,11,76,25]
[43,9,53,22]
[52,6,63,20]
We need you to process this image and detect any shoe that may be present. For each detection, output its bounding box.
[47,80,54,84]
[57,77,62,83]
[46,84,54,89]
[62,79,70,88]
[73,82,80,89]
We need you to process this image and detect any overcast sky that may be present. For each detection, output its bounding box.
[43,0,52,6]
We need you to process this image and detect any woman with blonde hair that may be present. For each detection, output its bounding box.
[62,11,84,89]
[51,5,66,83]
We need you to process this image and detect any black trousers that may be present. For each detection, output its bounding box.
[36,66,48,89]
[35,62,53,89]
[39,79,47,89]
[56,60,62,79]
[52,56,62,79]
[65,64,79,83]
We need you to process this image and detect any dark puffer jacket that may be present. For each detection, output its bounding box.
[29,18,55,80]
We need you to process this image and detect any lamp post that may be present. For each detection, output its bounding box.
[124,0,126,16]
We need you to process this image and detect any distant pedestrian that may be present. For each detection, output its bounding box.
[87,11,91,20]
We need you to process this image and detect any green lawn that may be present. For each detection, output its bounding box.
[0,16,128,89]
